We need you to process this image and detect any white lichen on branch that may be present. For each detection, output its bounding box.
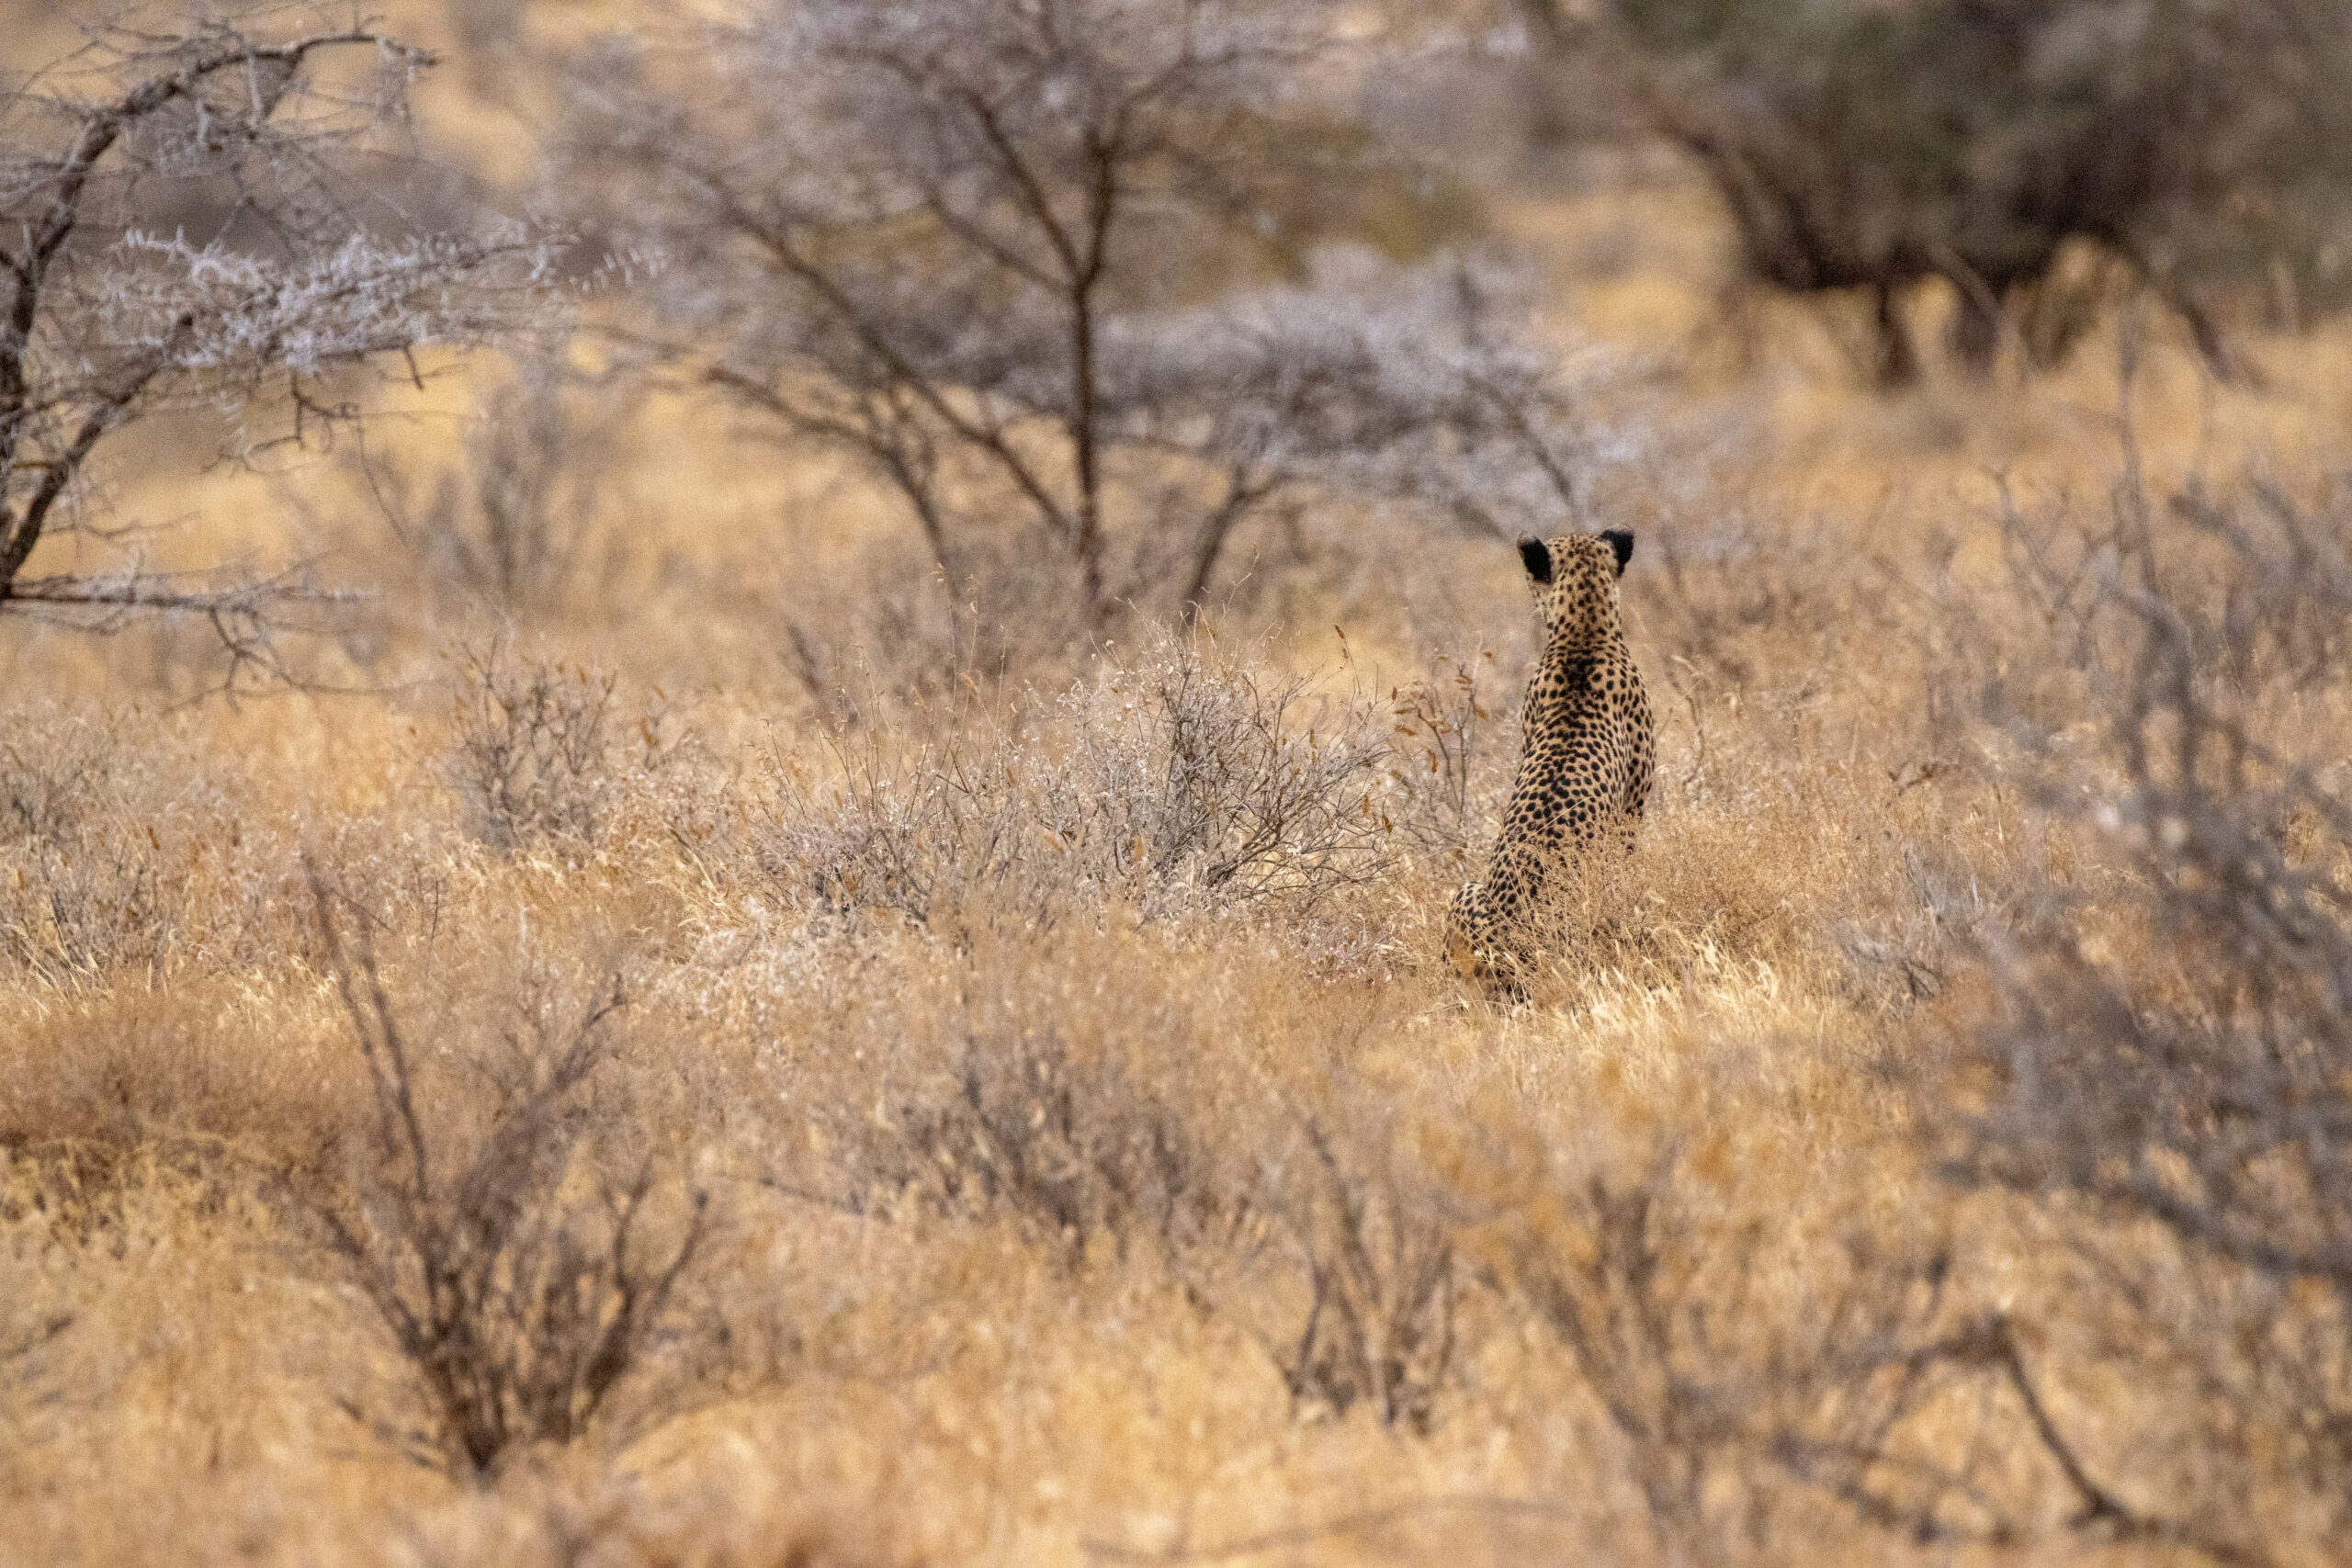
[0,6,553,672]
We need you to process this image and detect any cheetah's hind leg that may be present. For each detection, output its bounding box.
[1445,882,1528,998]
[1444,882,1486,983]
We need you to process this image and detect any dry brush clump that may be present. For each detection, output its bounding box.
[1255,1075,1467,1433]
[1460,1066,1973,1566]
[758,913,1270,1259]
[1927,439,2352,1562]
[356,345,633,623]
[0,705,289,988]
[445,642,694,858]
[758,632,1398,945]
[288,880,711,1479]
[1381,644,1519,864]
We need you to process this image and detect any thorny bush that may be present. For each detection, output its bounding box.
[779,918,1261,1263]
[293,881,707,1478]
[1261,1086,1463,1433]
[1942,446,2352,1561]
[445,644,679,856]
[763,635,1395,938]
[0,708,262,987]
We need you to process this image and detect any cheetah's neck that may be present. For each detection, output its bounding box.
[1523,637,1630,732]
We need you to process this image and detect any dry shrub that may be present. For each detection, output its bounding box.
[763,633,1394,941]
[411,349,624,617]
[809,526,1105,691]
[291,881,709,1477]
[1938,445,2352,1561]
[775,538,989,727]
[1381,644,1516,861]
[558,1,1568,639]
[446,643,684,857]
[0,708,174,985]
[771,913,1272,1263]
[1258,1079,1464,1432]
[852,1013,1212,1258]
[1480,1114,1961,1564]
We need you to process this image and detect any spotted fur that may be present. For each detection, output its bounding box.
[1445,529,1655,992]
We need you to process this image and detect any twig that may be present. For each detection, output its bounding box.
[1081,1495,1581,1567]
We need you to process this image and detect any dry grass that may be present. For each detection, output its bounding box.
[6,60,2352,1559]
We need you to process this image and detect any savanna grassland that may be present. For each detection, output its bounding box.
[8,6,2352,1567]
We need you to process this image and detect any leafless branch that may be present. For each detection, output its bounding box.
[551,1,1614,638]
[0,5,553,666]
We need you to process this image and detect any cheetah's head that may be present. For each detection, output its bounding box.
[1517,529,1633,649]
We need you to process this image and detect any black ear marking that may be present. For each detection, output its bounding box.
[1518,536,1554,584]
[1600,529,1634,577]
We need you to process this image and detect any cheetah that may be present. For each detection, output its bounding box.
[1445,529,1655,993]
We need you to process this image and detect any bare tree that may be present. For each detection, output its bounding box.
[0,8,548,677]
[556,2,1613,640]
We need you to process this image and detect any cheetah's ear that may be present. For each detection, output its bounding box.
[1517,536,1554,584]
[1600,529,1634,578]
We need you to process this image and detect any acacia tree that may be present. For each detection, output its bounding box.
[0,9,546,671]
[559,0,1604,639]
[1517,0,2352,386]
